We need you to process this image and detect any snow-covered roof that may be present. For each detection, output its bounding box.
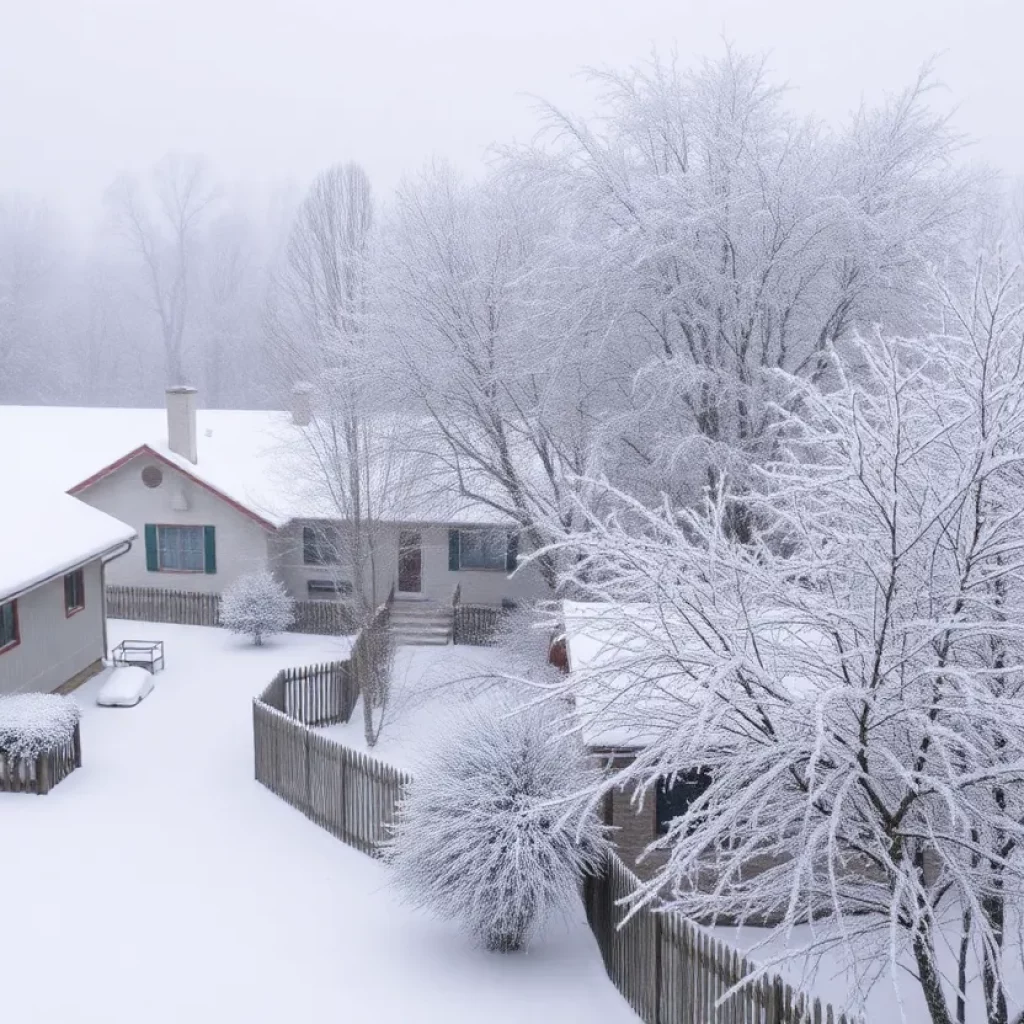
[2,405,517,529]
[0,484,137,602]
[563,600,822,751]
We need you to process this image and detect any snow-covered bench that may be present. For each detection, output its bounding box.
[111,640,165,674]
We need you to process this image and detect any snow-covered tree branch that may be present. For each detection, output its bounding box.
[556,256,1024,1024]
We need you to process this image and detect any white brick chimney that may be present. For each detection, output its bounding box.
[291,382,313,427]
[166,386,198,464]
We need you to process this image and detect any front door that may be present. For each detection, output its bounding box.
[398,530,422,594]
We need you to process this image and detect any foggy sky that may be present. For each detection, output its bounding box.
[1,0,1020,221]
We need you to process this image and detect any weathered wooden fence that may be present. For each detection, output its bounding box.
[252,595,404,855]
[253,697,409,855]
[585,855,855,1024]
[106,585,354,635]
[452,604,504,645]
[0,724,82,795]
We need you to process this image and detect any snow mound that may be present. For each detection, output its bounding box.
[97,666,156,707]
[0,693,81,757]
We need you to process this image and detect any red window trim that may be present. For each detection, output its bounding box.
[0,599,20,655]
[64,569,86,618]
[153,523,208,574]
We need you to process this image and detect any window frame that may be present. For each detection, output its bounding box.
[155,524,207,573]
[656,768,714,835]
[457,527,509,572]
[0,599,20,655]
[302,525,341,566]
[64,569,86,617]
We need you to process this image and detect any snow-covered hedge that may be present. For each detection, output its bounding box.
[220,570,295,646]
[0,693,81,758]
[388,694,608,952]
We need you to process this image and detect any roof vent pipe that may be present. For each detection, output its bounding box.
[291,382,313,427]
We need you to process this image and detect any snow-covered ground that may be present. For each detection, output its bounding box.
[0,622,637,1024]
[319,643,523,772]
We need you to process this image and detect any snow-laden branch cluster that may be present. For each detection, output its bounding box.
[388,694,608,953]
[220,570,295,646]
[0,693,81,758]
[556,260,1024,1024]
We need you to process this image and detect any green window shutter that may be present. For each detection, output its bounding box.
[448,529,460,572]
[144,525,158,572]
[203,526,217,574]
[506,531,519,573]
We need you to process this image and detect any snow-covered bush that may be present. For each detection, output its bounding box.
[219,570,295,646]
[0,694,81,758]
[388,695,607,953]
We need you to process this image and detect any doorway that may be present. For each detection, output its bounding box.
[397,530,422,594]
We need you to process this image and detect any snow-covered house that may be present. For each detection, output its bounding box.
[0,485,136,696]
[3,389,546,619]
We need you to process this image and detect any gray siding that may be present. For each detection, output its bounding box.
[272,520,549,608]
[0,560,106,695]
[78,455,273,593]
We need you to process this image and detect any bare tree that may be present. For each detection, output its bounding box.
[526,53,982,531]
[556,258,1024,1024]
[378,163,612,588]
[107,154,220,385]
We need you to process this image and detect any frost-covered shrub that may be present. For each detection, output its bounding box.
[0,693,81,758]
[220,570,295,646]
[389,695,608,953]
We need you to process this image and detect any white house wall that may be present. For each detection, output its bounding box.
[0,560,106,695]
[77,456,272,593]
[272,520,549,608]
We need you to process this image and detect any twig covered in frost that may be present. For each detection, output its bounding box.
[0,694,80,758]
[553,258,1024,1024]
[388,693,608,953]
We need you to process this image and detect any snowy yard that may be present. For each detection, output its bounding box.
[0,622,637,1024]
[319,643,521,772]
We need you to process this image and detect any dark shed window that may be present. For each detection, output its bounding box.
[656,769,713,834]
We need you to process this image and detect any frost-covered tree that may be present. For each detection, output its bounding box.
[556,258,1024,1024]
[220,571,295,646]
[516,53,982,529]
[389,695,608,952]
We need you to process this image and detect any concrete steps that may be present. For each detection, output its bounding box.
[389,601,453,646]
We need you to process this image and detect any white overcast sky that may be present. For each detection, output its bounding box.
[0,0,1020,220]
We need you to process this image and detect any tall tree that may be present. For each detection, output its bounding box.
[557,258,1024,1024]
[107,154,220,386]
[528,53,981,527]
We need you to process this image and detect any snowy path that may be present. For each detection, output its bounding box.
[1,622,638,1024]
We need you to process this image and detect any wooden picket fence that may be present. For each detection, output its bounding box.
[253,699,409,855]
[452,604,504,645]
[0,723,82,795]
[252,595,405,855]
[106,585,354,635]
[585,855,856,1024]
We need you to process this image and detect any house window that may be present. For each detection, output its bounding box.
[303,525,340,565]
[64,569,85,616]
[307,579,353,600]
[656,769,713,835]
[0,600,19,653]
[156,525,206,572]
[452,527,510,571]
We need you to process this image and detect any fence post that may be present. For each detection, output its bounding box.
[36,751,50,795]
[653,911,663,1024]
[73,722,82,768]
